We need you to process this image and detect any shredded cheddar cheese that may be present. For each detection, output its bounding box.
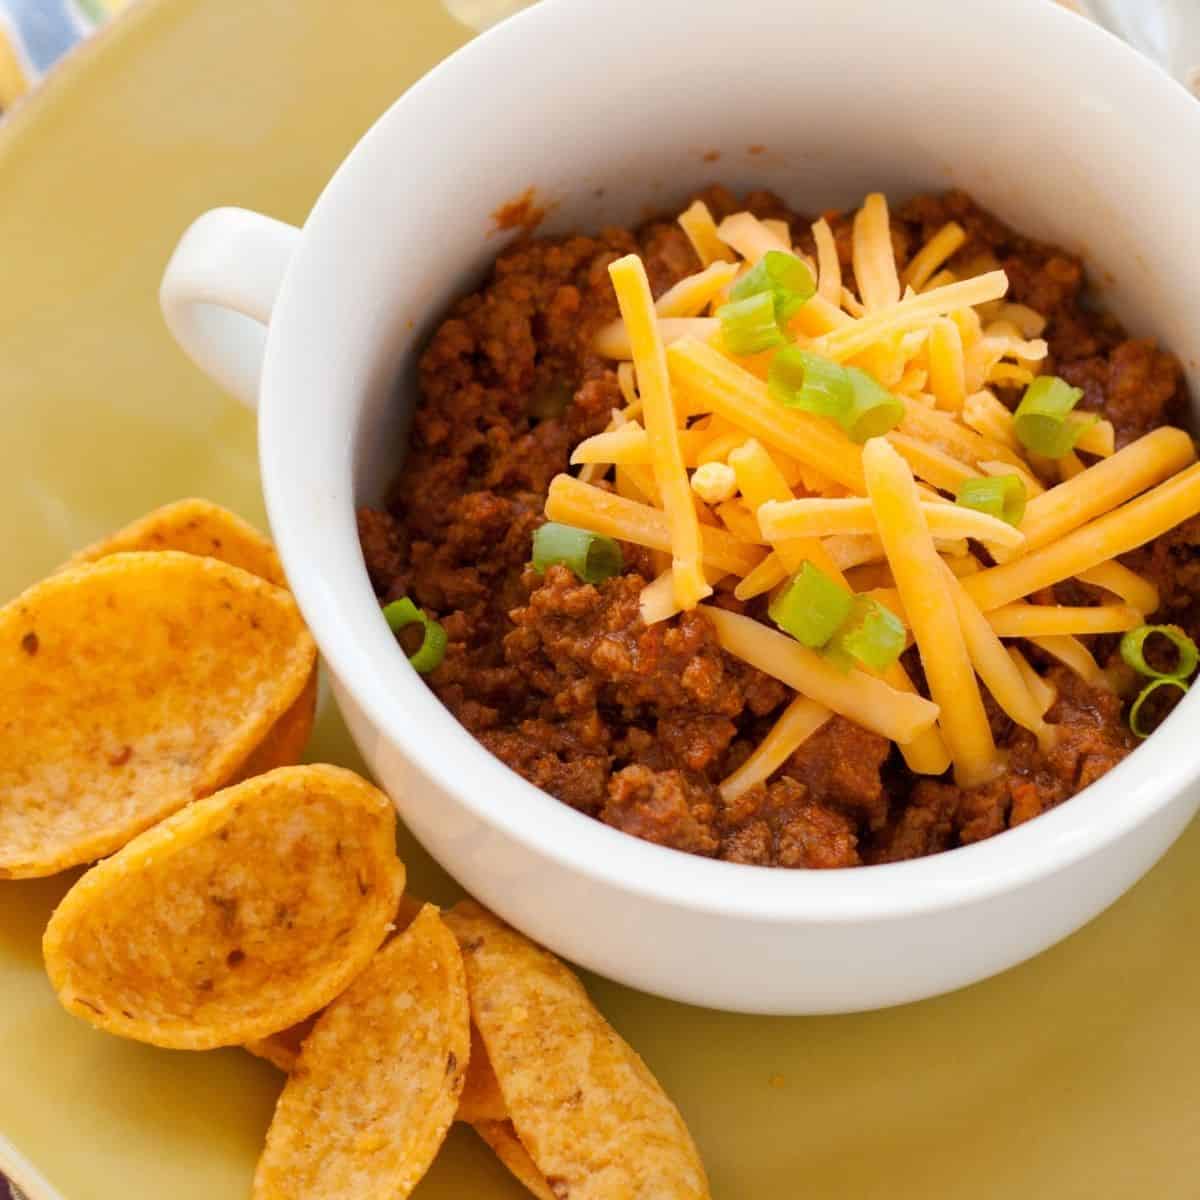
[1009,646,1058,715]
[811,217,842,305]
[986,603,1142,638]
[902,222,967,291]
[594,316,718,360]
[653,261,742,319]
[941,560,1052,750]
[927,319,967,411]
[718,696,832,802]
[1029,634,1112,692]
[863,437,997,786]
[669,339,867,492]
[852,193,901,311]
[733,551,789,601]
[1076,561,1159,614]
[678,200,736,266]
[546,475,762,577]
[703,606,940,744]
[608,255,710,610]
[716,212,792,263]
[1019,427,1195,552]
[757,496,1025,550]
[539,193,1200,796]
[967,462,1200,613]
[728,439,848,584]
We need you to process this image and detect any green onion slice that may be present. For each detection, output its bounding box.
[1119,624,1200,682]
[531,522,623,584]
[729,250,816,324]
[382,598,448,675]
[829,595,907,671]
[843,367,906,443]
[767,350,903,442]
[717,292,790,357]
[768,347,854,418]
[955,474,1027,526]
[1013,375,1094,458]
[768,562,852,648]
[1129,677,1188,739]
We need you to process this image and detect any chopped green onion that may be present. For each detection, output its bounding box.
[768,562,852,649]
[1013,375,1094,458]
[767,349,903,442]
[1119,624,1199,682]
[955,474,1027,526]
[768,347,853,419]
[843,367,906,443]
[729,250,816,323]
[531,522,623,584]
[382,598,448,675]
[828,595,907,670]
[717,292,790,356]
[406,620,448,673]
[1129,678,1188,739]
[383,597,422,633]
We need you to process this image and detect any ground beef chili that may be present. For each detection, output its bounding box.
[358,188,1196,868]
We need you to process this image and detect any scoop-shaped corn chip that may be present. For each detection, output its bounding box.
[253,904,468,1200]
[43,764,403,1049]
[234,666,318,783]
[61,499,315,778]
[0,552,316,877]
[243,894,426,1071]
[473,1121,555,1200]
[445,902,710,1200]
[63,497,286,586]
[245,1012,320,1073]
[457,1023,508,1124]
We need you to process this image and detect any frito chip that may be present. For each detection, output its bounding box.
[253,904,469,1200]
[243,894,426,1071]
[245,1012,320,1073]
[234,665,318,783]
[64,497,286,586]
[457,1023,508,1124]
[0,552,316,877]
[473,1121,555,1200]
[445,902,711,1200]
[42,764,403,1049]
[62,499,315,779]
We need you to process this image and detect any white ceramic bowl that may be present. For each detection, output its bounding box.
[160,0,1200,1014]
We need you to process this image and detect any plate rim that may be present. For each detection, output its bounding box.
[0,1133,61,1200]
[0,0,182,167]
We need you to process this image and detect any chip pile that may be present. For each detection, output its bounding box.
[2,499,711,1197]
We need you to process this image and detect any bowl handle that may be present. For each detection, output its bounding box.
[159,207,300,410]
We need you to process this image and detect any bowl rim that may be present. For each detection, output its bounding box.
[260,0,1200,925]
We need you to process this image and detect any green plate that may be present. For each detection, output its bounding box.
[2,1,1199,1196]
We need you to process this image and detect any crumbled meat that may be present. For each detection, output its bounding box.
[868,781,958,864]
[784,718,891,831]
[719,777,861,869]
[601,765,720,856]
[1060,339,1185,446]
[480,720,610,816]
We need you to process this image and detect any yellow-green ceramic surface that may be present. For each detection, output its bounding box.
[1,2,1198,1197]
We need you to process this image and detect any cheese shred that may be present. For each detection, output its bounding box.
[863,438,997,786]
[608,255,710,610]
[538,193,1200,795]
